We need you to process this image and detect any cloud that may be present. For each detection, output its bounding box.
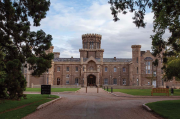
[30,1,170,58]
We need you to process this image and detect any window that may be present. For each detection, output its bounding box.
[104,78,108,85]
[105,67,108,72]
[113,78,117,85]
[75,78,78,84]
[90,66,93,71]
[47,69,48,73]
[66,74,69,78]
[47,77,48,84]
[137,79,139,85]
[148,82,150,85]
[92,42,94,49]
[123,67,126,72]
[57,66,60,71]
[97,43,99,49]
[114,67,117,72]
[153,71,156,77]
[161,69,163,74]
[66,80,69,84]
[137,67,138,74]
[83,67,84,71]
[146,62,150,74]
[67,66,69,71]
[76,66,78,71]
[137,57,138,63]
[123,79,126,85]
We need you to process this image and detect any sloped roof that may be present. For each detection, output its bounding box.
[53,58,132,62]
[103,58,132,62]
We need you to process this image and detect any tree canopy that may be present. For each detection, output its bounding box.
[109,0,180,80]
[0,0,53,100]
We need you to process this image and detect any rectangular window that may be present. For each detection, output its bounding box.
[113,79,117,84]
[137,57,138,63]
[104,78,108,85]
[75,78,78,84]
[146,62,151,74]
[83,67,84,71]
[57,66,60,71]
[76,66,78,71]
[114,67,117,72]
[153,71,156,77]
[66,80,69,84]
[97,43,99,49]
[137,67,138,74]
[123,79,126,85]
[123,67,126,72]
[67,66,69,71]
[66,74,69,78]
[105,67,108,72]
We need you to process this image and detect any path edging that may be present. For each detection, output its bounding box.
[36,97,62,110]
[142,103,152,111]
[75,88,81,93]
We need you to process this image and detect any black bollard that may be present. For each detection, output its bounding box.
[107,87,108,91]
[104,86,105,90]
[111,87,112,93]
[171,88,174,95]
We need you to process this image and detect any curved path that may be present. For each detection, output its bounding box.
[24,88,179,119]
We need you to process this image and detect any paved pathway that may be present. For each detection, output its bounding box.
[24,88,180,119]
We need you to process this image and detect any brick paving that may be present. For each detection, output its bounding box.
[23,88,180,119]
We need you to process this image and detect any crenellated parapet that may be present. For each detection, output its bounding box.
[82,33,102,39]
[131,45,141,48]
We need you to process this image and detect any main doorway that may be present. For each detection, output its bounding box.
[87,75,96,86]
[57,78,60,85]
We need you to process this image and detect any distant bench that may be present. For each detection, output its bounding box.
[151,88,169,96]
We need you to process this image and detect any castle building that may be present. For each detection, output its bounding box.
[24,34,165,88]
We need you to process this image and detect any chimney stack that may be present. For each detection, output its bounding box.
[114,57,116,60]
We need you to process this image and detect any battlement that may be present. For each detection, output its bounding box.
[82,33,102,38]
[131,45,141,48]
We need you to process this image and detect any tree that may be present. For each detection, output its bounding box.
[109,0,180,80]
[0,0,54,100]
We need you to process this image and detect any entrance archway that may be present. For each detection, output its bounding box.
[87,75,96,86]
[57,78,60,85]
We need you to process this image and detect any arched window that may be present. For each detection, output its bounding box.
[123,79,126,85]
[113,78,117,85]
[92,42,94,49]
[105,67,108,72]
[75,78,78,84]
[90,66,93,71]
[104,78,108,85]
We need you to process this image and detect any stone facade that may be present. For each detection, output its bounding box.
[24,33,169,88]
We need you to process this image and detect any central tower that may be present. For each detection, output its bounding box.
[79,33,104,58]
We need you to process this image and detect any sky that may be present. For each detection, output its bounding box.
[30,0,170,58]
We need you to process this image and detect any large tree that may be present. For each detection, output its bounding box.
[0,0,54,100]
[109,0,180,80]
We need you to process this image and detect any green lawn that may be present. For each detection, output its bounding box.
[103,88,180,96]
[146,100,180,119]
[0,94,59,119]
[25,88,80,92]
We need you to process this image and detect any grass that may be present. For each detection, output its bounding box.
[103,88,180,96]
[0,94,59,119]
[25,88,80,92]
[146,100,180,119]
